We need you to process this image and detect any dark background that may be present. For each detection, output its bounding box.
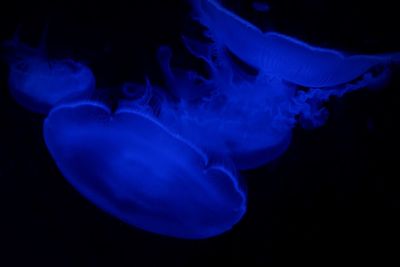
[0,0,399,265]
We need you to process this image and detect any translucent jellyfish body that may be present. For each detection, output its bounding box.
[156,0,399,169]
[159,45,295,169]
[3,35,95,113]
[44,102,246,239]
[191,0,399,87]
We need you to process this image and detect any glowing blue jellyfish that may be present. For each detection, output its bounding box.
[2,30,95,113]
[156,0,399,170]
[191,0,399,87]
[43,100,246,239]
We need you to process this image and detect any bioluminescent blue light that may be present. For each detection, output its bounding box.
[43,101,246,239]
[2,32,95,113]
[5,0,396,239]
[154,0,398,170]
[159,44,294,169]
[191,0,399,87]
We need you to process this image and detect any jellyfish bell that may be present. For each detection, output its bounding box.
[44,101,246,239]
[161,108,293,170]
[2,29,95,114]
[191,0,399,88]
[8,58,95,113]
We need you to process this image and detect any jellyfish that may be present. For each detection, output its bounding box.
[190,0,399,87]
[1,28,95,113]
[158,43,296,169]
[155,0,398,170]
[43,99,246,239]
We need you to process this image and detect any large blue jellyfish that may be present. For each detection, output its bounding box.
[156,0,398,170]
[2,29,95,113]
[43,97,246,239]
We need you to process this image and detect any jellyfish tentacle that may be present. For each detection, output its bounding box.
[158,45,211,101]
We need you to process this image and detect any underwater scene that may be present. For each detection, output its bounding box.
[1,0,399,265]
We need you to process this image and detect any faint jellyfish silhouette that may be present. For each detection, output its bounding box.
[252,2,270,13]
[43,93,246,238]
[2,27,95,113]
[156,0,398,169]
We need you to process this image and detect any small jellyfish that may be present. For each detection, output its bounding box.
[43,100,246,239]
[2,28,95,113]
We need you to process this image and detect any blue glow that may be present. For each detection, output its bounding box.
[154,0,398,169]
[44,101,246,239]
[2,31,95,113]
[190,0,399,87]
[158,43,294,169]
[4,1,398,239]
